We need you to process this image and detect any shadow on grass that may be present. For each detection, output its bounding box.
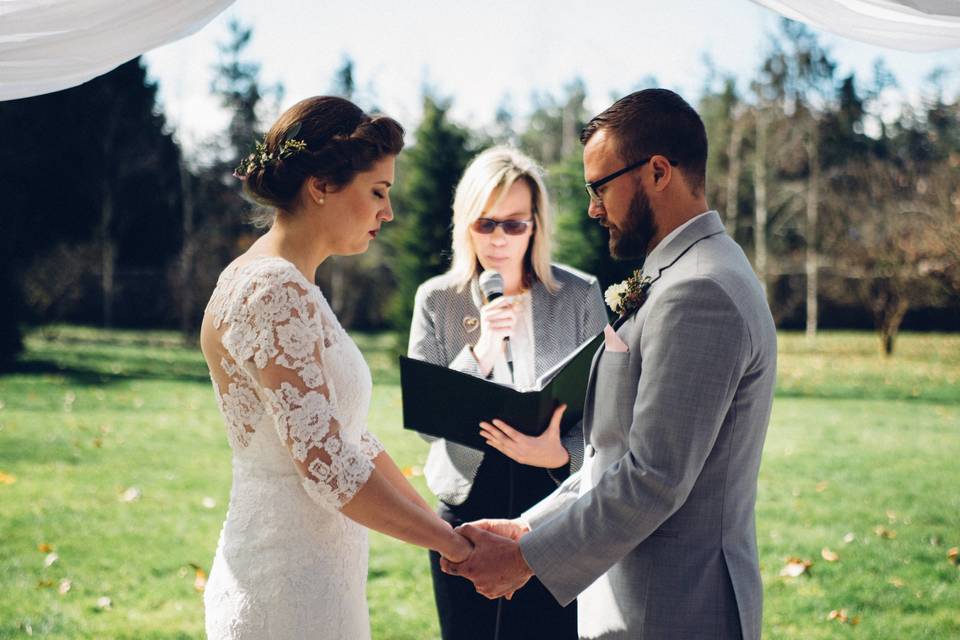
[774,386,960,405]
[11,356,211,386]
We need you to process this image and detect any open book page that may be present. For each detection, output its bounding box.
[533,330,605,390]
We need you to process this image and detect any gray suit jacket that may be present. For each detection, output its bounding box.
[520,212,777,640]
[408,264,608,505]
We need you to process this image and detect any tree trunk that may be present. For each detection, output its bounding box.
[100,177,115,328]
[725,105,746,238]
[753,108,768,298]
[178,156,196,338]
[805,123,820,341]
[877,291,909,357]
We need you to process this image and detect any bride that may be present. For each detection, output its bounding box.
[200,96,472,639]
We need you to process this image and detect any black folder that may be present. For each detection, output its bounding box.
[400,331,604,450]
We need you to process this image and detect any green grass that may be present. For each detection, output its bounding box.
[0,326,958,638]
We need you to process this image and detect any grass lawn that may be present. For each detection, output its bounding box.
[0,326,957,638]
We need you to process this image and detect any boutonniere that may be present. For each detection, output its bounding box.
[604,270,653,317]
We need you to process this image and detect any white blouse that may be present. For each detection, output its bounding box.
[491,291,536,390]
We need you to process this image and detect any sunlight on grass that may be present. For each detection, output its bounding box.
[0,327,957,638]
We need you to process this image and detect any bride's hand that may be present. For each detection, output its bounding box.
[441,529,474,564]
[479,404,569,468]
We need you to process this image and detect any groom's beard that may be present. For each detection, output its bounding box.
[609,183,657,260]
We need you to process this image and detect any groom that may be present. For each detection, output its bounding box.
[442,89,777,640]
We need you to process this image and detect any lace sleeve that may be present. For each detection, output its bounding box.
[222,270,374,511]
[360,431,385,460]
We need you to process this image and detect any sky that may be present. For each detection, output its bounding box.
[143,0,960,154]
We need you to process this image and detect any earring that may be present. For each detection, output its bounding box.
[318,196,325,206]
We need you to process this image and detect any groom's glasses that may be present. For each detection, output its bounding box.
[471,218,534,235]
[585,156,679,206]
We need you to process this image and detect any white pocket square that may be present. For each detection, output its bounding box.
[603,324,629,353]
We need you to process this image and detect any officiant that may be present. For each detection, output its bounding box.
[408,146,607,640]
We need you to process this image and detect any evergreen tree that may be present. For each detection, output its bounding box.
[211,19,266,166]
[0,57,181,366]
[549,152,639,298]
[180,19,278,334]
[386,95,474,337]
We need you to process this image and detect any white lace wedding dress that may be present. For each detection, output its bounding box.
[202,256,383,639]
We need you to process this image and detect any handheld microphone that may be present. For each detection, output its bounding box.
[478,270,513,381]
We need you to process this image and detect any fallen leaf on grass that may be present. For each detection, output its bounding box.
[827,609,860,625]
[58,579,72,595]
[821,548,839,562]
[401,466,423,478]
[43,552,59,568]
[780,557,812,577]
[888,577,904,588]
[119,487,141,503]
[0,471,16,485]
[96,596,112,610]
[948,547,958,565]
[843,532,855,544]
[886,510,897,523]
[37,579,54,588]
[815,481,829,492]
[37,543,53,553]
[874,526,897,539]
[189,563,207,592]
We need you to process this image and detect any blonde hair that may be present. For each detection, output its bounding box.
[448,146,558,293]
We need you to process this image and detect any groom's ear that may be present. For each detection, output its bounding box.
[650,155,673,192]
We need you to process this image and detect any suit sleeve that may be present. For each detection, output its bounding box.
[521,467,583,527]
[519,277,752,605]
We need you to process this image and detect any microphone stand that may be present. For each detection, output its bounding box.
[494,336,515,640]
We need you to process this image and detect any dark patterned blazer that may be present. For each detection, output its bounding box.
[407,263,608,505]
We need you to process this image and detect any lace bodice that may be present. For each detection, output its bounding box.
[205,256,383,510]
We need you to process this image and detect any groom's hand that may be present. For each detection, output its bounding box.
[440,523,533,600]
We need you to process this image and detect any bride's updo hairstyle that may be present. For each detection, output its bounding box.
[241,96,404,215]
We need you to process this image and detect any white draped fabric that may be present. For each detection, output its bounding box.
[0,0,234,101]
[751,0,960,51]
[1,0,958,102]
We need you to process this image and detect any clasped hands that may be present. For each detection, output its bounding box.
[439,519,534,599]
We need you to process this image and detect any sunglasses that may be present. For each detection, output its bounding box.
[471,217,534,235]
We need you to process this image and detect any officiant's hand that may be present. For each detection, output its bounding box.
[471,297,517,376]
[480,404,568,468]
[440,524,533,600]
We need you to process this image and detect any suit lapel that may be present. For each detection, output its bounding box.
[581,336,606,443]
[584,212,726,443]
